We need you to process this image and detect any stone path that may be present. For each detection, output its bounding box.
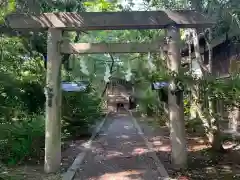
[73,112,168,180]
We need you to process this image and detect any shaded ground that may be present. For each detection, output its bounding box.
[5,112,240,180]
[1,112,123,180]
[137,116,240,180]
[1,138,89,180]
[74,112,162,180]
[1,115,112,180]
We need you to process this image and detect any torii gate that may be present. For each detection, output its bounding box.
[4,10,215,173]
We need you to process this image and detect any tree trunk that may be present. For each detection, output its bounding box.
[191,29,205,122]
[206,29,223,151]
[208,98,223,150]
[229,103,240,132]
[190,28,223,151]
[189,0,203,120]
[167,25,187,169]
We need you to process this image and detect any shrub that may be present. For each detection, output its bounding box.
[0,76,103,166]
[62,87,103,138]
[19,81,45,114]
[0,115,45,165]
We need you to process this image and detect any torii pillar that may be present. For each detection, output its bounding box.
[44,28,62,173]
[166,25,187,168]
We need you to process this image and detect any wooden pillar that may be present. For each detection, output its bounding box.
[166,25,187,168]
[44,28,62,173]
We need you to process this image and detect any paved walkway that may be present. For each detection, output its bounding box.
[73,112,167,180]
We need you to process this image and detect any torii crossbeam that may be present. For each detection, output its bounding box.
[5,10,214,30]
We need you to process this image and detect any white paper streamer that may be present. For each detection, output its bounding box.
[104,64,111,82]
[125,61,132,81]
[147,52,156,72]
[79,58,89,75]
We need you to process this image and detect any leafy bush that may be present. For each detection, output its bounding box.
[0,87,104,166]
[0,29,105,169]
[0,115,45,165]
[62,86,103,138]
[0,42,104,165]
[137,87,165,117]
[0,71,45,122]
[19,81,45,114]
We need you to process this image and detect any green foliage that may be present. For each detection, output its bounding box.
[0,71,25,122]
[84,0,117,11]
[0,0,16,23]
[19,81,45,114]
[62,86,103,137]
[205,75,240,103]
[0,69,45,122]
[0,115,45,165]
[137,87,160,116]
[0,13,104,169]
[184,97,190,116]
[0,80,103,165]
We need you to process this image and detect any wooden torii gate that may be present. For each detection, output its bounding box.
[4,10,214,173]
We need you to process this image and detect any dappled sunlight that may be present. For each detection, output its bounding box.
[149,136,169,143]
[152,140,163,146]
[156,145,171,152]
[147,132,210,152]
[89,170,144,180]
[71,115,165,179]
[122,141,133,145]
[220,165,232,172]
[187,137,205,143]
[150,135,165,142]
[188,144,210,152]
[91,147,105,154]
[205,166,218,174]
[131,147,149,155]
[105,151,124,158]
[124,125,134,129]
[187,137,210,152]
[148,135,171,152]
[64,114,240,180]
[116,135,130,139]
[69,143,77,147]
[188,163,239,179]
[0,2,234,180]
[113,113,129,117]
[62,113,240,179]
[150,137,209,152]
[6,165,61,179]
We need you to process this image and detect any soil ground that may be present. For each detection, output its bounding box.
[4,112,240,180]
[137,116,240,180]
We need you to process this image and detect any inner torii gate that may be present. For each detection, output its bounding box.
[5,10,214,173]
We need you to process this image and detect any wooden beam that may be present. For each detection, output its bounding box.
[60,42,194,63]
[5,10,215,30]
[44,28,62,173]
[60,41,166,54]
